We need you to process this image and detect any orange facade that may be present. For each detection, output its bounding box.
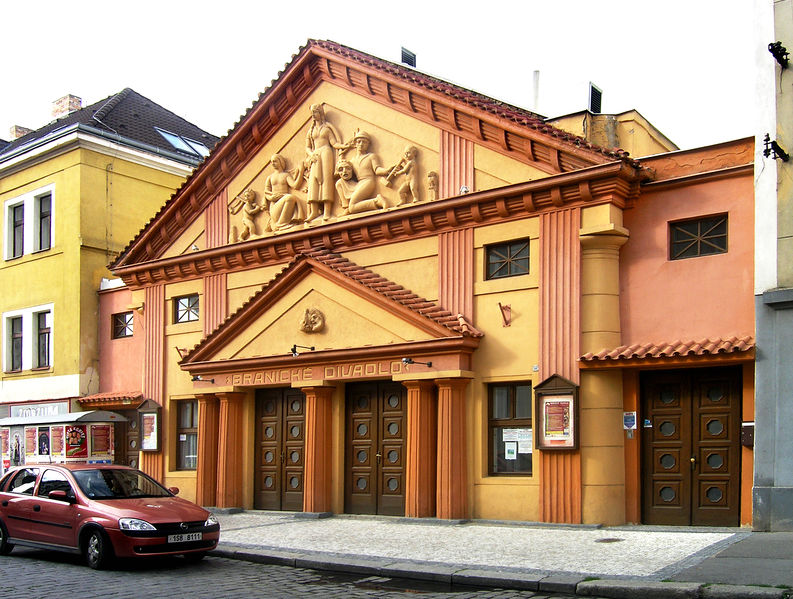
[95,41,755,526]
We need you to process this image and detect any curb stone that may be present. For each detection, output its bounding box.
[575,580,702,598]
[699,585,790,599]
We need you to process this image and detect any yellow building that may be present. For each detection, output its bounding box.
[0,90,217,468]
[106,41,754,526]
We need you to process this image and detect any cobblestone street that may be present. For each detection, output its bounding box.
[0,548,578,599]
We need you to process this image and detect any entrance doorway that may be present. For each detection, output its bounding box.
[113,410,140,468]
[254,388,306,511]
[345,381,406,516]
[641,367,741,526]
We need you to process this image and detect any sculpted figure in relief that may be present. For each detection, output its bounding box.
[344,130,388,214]
[264,154,306,230]
[228,189,264,242]
[385,144,419,205]
[427,171,439,202]
[305,103,351,222]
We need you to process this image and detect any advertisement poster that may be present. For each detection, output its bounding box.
[90,425,112,456]
[0,428,7,455]
[38,427,50,456]
[25,427,37,459]
[544,400,571,437]
[10,431,23,466]
[51,426,64,456]
[504,441,517,460]
[65,425,88,458]
[537,393,576,449]
[141,413,158,451]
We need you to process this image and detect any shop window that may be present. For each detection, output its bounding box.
[670,214,727,260]
[489,383,533,475]
[176,400,198,470]
[174,294,199,323]
[485,239,529,279]
[112,311,134,339]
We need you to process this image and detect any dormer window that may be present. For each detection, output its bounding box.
[155,128,210,158]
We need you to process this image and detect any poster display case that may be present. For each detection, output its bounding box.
[534,374,579,450]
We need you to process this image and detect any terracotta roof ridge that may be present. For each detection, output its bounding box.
[580,335,755,362]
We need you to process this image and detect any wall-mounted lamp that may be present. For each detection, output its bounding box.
[191,375,214,383]
[459,185,470,194]
[175,347,188,359]
[291,344,315,357]
[191,244,200,252]
[769,41,789,68]
[764,133,790,162]
[401,357,432,367]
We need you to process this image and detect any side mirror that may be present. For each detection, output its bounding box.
[168,487,180,496]
[49,490,76,504]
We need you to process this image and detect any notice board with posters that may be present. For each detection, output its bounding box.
[534,374,579,450]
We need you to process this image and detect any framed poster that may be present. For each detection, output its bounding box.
[65,425,88,458]
[534,374,579,450]
[140,412,159,451]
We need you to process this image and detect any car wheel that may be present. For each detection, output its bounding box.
[84,529,113,570]
[183,551,206,563]
[0,520,14,555]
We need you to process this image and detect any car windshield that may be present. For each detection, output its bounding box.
[72,469,172,500]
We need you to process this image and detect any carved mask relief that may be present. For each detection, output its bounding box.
[299,308,325,334]
[227,103,436,243]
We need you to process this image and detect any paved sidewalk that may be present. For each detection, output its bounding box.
[211,511,793,598]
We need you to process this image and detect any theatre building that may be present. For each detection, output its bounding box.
[103,40,755,525]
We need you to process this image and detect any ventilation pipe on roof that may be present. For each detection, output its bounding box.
[588,83,602,114]
[532,70,540,113]
[401,47,416,68]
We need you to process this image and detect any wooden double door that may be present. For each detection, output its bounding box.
[641,368,741,526]
[345,381,406,516]
[254,388,306,511]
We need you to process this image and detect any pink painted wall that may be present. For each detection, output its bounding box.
[98,286,144,393]
[620,173,754,346]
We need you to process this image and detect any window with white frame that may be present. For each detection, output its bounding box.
[4,185,54,260]
[3,304,54,372]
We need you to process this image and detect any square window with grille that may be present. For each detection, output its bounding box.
[486,239,530,279]
[174,294,199,323]
[489,383,533,475]
[670,214,728,260]
[112,312,134,339]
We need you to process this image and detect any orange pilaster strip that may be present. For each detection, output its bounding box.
[623,371,640,523]
[436,378,469,519]
[303,386,334,513]
[539,451,582,523]
[196,394,220,507]
[439,229,474,320]
[139,451,164,482]
[404,380,437,517]
[215,393,245,508]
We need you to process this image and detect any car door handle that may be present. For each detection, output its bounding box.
[33,505,41,512]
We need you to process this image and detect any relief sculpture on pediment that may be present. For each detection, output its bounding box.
[227,103,434,243]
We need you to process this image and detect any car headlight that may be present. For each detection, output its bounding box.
[119,517,156,531]
[204,513,219,527]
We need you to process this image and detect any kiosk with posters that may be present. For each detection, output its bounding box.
[0,410,126,470]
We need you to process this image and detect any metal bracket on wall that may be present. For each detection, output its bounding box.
[498,302,511,327]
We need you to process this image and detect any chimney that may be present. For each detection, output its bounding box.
[52,94,82,119]
[9,125,33,140]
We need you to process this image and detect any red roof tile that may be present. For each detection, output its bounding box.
[580,336,755,362]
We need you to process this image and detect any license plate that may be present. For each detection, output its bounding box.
[167,532,202,543]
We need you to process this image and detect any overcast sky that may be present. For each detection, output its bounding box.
[1,1,756,152]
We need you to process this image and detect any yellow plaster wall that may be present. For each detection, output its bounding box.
[474,144,549,191]
[227,264,289,313]
[216,275,436,361]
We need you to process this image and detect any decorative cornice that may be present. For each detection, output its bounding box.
[114,160,646,287]
[112,40,638,271]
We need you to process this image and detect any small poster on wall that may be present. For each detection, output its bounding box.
[65,425,88,458]
[534,374,579,450]
[51,426,64,457]
[38,427,50,456]
[91,425,112,457]
[141,412,159,451]
[25,427,37,459]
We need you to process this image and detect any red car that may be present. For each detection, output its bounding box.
[0,463,219,569]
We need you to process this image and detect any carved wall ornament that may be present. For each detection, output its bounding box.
[227,103,439,244]
[299,308,326,333]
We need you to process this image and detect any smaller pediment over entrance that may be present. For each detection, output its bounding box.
[180,249,481,369]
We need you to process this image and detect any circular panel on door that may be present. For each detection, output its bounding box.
[706,487,723,503]
[264,451,274,463]
[387,478,399,491]
[660,454,676,469]
[357,450,367,463]
[291,400,301,413]
[290,451,300,463]
[264,401,276,414]
[289,476,299,489]
[388,450,399,463]
[659,487,676,502]
[387,394,400,408]
[387,422,399,436]
[290,425,301,438]
[357,423,368,437]
[706,419,724,436]
[357,396,369,410]
[707,453,724,470]
[264,426,274,439]
[707,386,725,403]
[264,476,273,488]
[659,389,676,405]
[356,477,367,490]
[659,421,676,436]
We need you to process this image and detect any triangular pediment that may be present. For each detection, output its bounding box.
[113,40,632,271]
[181,249,479,366]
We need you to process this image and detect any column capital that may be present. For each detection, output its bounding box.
[401,380,437,392]
[435,377,472,392]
